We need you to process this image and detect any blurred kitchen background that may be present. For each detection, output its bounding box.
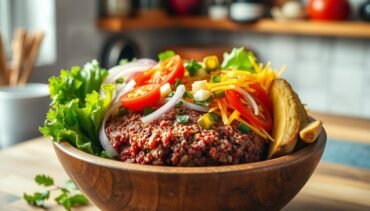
[0,0,369,167]
[1,0,369,117]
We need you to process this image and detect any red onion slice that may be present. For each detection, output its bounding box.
[99,102,121,157]
[233,87,259,116]
[141,85,186,124]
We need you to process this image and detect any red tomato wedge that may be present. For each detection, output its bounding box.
[225,89,273,132]
[134,55,185,86]
[120,84,161,111]
[249,82,273,116]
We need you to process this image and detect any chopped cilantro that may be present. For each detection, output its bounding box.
[115,77,124,84]
[118,108,128,116]
[175,100,183,108]
[186,60,202,76]
[143,107,154,116]
[176,114,190,124]
[183,91,193,99]
[237,123,250,133]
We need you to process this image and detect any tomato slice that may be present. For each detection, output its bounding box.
[225,89,273,132]
[120,84,161,111]
[249,82,273,115]
[134,55,185,86]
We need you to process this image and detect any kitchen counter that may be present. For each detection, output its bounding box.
[0,136,369,210]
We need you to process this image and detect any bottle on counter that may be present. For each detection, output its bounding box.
[229,0,265,23]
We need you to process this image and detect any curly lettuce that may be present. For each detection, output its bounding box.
[40,60,115,155]
[221,47,257,73]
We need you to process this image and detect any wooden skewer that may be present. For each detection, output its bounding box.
[9,29,26,86]
[18,31,44,85]
[0,34,9,85]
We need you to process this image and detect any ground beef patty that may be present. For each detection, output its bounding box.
[105,107,266,166]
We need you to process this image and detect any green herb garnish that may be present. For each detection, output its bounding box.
[158,50,176,61]
[186,60,202,76]
[118,108,128,116]
[183,91,193,99]
[175,100,183,108]
[24,174,88,211]
[174,78,182,89]
[176,115,190,124]
[115,77,124,84]
[194,96,213,106]
[237,123,250,133]
[143,107,154,116]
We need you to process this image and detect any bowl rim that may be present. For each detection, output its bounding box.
[54,127,327,175]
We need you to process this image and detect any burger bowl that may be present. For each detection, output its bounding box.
[53,124,326,210]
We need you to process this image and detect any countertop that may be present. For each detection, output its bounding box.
[1,112,369,210]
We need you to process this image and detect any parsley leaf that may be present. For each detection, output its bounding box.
[176,115,190,124]
[174,78,182,89]
[183,91,193,99]
[221,47,257,73]
[194,96,214,106]
[185,60,202,76]
[24,175,89,210]
[35,175,54,186]
[158,50,176,61]
[23,191,50,207]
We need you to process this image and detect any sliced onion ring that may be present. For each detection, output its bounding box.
[114,79,136,103]
[141,85,186,124]
[104,63,152,84]
[164,98,209,113]
[233,87,259,116]
[99,103,121,157]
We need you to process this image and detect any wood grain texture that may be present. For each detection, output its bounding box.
[1,135,370,210]
[97,16,370,38]
[52,130,326,210]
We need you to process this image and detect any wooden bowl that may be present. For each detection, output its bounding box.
[53,128,327,210]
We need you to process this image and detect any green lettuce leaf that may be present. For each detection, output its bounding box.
[40,61,115,155]
[221,47,257,73]
[48,60,108,106]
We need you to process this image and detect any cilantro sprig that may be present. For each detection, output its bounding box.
[24,174,88,211]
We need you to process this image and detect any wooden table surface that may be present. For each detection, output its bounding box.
[1,137,369,211]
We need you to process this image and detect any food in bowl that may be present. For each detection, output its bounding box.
[40,48,322,166]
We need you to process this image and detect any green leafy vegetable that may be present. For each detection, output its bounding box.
[237,123,250,133]
[40,61,115,155]
[118,108,128,116]
[115,77,124,84]
[158,50,176,61]
[48,60,108,107]
[23,191,50,207]
[186,60,202,76]
[24,175,88,210]
[176,115,190,124]
[174,78,182,89]
[35,175,54,186]
[221,47,257,73]
[183,91,193,99]
[175,100,183,108]
[143,107,154,116]
[209,112,219,121]
[194,96,213,107]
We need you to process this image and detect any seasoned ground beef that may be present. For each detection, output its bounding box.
[105,107,266,166]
